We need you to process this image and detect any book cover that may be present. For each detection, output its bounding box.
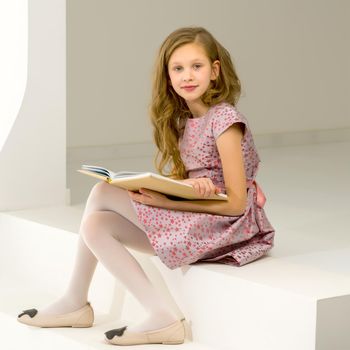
[78,165,227,201]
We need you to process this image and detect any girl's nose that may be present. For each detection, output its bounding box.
[182,68,194,82]
[183,74,193,82]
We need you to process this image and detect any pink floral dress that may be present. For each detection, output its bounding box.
[130,102,275,270]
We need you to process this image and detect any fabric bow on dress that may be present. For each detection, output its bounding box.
[246,180,266,209]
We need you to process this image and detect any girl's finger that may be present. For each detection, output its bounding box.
[204,181,216,197]
[203,179,213,196]
[195,181,203,195]
[199,181,209,197]
[194,183,200,193]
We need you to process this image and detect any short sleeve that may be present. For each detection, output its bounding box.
[211,103,247,141]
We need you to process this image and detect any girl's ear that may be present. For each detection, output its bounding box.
[211,60,220,80]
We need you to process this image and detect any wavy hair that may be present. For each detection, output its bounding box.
[150,26,241,179]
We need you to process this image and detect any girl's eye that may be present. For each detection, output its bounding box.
[173,64,201,72]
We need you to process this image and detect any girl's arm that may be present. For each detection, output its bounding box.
[169,123,248,217]
[130,123,247,216]
[168,197,245,217]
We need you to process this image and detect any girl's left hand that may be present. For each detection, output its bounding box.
[128,188,172,209]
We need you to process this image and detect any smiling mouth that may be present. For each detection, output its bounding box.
[182,86,198,91]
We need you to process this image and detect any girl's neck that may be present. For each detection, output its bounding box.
[187,101,209,119]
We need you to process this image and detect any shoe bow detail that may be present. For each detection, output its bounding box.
[105,326,128,339]
[18,308,38,318]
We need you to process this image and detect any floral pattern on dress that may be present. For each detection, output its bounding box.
[130,102,275,270]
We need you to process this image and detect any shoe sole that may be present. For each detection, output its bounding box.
[162,340,185,344]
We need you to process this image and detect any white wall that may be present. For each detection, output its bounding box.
[0,0,66,210]
[0,0,27,152]
[67,0,349,148]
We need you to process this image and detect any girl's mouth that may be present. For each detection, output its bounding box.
[182,86,197,92]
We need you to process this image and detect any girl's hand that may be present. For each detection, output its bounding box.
[128,188,172,208]
[181,178,222,198]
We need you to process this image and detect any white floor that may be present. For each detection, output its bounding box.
[1,140,350,350]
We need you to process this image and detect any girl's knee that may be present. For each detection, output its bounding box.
[89,181,126,199]
[81,211,107,245]
[90,181,111,197]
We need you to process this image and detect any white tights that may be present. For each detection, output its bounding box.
[39,181,178,332]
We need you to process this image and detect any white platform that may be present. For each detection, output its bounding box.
[1,141,350,350]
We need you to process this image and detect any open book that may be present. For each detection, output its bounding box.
[78,164,227,201]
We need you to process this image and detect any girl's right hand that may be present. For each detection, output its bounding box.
[180,178,222,198]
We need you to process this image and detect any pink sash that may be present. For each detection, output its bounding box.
[246,180,266,208]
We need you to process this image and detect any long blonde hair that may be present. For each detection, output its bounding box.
[150,26,241,179]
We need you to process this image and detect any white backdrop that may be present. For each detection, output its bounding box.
[0,0,27,152]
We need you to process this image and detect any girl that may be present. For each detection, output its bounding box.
[17,26,275,346]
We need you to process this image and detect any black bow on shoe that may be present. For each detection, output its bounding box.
[18,308,38,318]
[105,326,128,340]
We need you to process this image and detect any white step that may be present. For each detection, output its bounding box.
[151,254,350,350]
[2,205,350,350]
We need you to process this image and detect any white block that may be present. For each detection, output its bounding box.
[151,255,350,350]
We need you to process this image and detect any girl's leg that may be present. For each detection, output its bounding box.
[81,209,179,332]
[39,182,104,315]
[39,182,178,332]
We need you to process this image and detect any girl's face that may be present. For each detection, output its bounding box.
[168,43,219,106]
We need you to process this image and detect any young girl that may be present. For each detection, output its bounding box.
[17,26,275,346]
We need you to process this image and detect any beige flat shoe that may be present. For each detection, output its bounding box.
[17,302,94,328]
[104,318,186,345]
